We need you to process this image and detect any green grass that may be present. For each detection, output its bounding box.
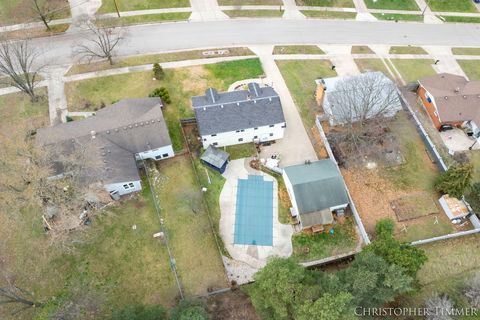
[395,214,454,243]
[218,0,282,4]
[364,0,419,10]
[373,13,423,21]
[273,45,325,55]
[452,47,480,55]
[110,12,191,25]
[389,46,428,55]
[0,0,70,26]
[428,0,478,13]
[0,89,49,124]
[300,10,357,19]
[351,45,374,54]
[276,60,336,130]
[66,59,264,151]
[457,60,480,80]
[203,58,264,91]
[152,156,228,295]
[98,0,190,14]
[291,218,358,262]
[223,10,284,18]
[67,47,254,75]
[295,0,355,8]
[390,59,436,83]
[225,143,257,160]
[439,15,480,23]
[400,234,480,309]
[354,59,391,76]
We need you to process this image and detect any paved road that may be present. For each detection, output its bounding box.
[32,19,480,67]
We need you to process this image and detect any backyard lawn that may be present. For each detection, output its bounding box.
[273,45,325,55]
[98,0,190,13]
[400,234,480,309]
[427,0,478,12]
[364,0,419,11]
[389,46,428,55]
[291,218,358,262]
[458,60,480,80]
[295,0,355,7]
[152,156,228,295]
[225,143,257,160]
[301,10,357,19]
[65,58,264,150]
[390,59,436,83]
[276,60,336,130]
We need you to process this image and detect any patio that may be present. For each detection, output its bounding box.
[439,128,480,152]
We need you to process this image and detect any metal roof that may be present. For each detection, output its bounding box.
[201,145,229,169]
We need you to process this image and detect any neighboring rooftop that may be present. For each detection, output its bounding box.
[36,98,171,185]
[284,159,349,215]
[192,83,285,136]
[419,73,480,125]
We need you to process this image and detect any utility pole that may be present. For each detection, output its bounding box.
[113,0,120,17]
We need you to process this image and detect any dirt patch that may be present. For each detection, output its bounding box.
[391,192,439,221]
[207,289,259,320]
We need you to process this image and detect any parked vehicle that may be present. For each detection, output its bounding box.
[439,124,454,132]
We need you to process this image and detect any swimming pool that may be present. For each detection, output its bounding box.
[234,175,273,246]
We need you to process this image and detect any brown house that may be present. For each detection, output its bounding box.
[417,73,480,132]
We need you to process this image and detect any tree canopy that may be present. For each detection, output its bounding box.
[435,164,473,198]
[169,299,209,320]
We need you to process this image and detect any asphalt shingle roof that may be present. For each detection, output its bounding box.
[284,160,349,215]
[201,145,229,169]
[192,83,286,136]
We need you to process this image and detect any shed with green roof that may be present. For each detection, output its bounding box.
[282,159,349,230]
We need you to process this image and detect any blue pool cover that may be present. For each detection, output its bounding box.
[234,175,273,246]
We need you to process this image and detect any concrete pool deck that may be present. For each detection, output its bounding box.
[219,159,293,284]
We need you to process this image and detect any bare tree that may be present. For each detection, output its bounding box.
[74,21,123,65]
[0,123,106,230]
[0,39,44,102]
[0,274,43,316]
[31,0,54,31]
[325,72,401,141]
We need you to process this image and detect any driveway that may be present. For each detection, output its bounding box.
[440,128,479,152]
[251,46,318,167]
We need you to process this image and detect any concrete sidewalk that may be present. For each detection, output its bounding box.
[190,0,229,21]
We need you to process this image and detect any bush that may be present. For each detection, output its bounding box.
[153,63,164,80]
[66,116,73,122]
[464,273,480,308]
[465,182,480,212]
[149,87,171,104]
[425,294,455,320]
[435,164,473,198]
[170,299,208,320]
[375,218,395,239]
[110,304,167,320]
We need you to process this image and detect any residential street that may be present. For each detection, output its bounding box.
[32,19,480,68]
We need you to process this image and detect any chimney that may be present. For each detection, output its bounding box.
[454,87,460,93]
[90,130,96,139]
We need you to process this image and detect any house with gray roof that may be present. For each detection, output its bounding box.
[282,159,349,231]
[192,83,286,148]
[36,98,174,196]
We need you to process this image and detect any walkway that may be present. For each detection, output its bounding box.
[423,46,468,78]
[414,0,442,24]
[190,0,229,21]
[250,45,318,167]
[353,0,377,21]
[68,0,102,31]
[44,66,69,125]
[282,0,306,19]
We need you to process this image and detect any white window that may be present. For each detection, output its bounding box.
[129,182,134,188]
[269,133,274,137]
[123,184,129,189]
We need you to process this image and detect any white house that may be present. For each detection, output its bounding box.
[192,83,286,148]
[283,159,350,231]
[36,98,174,196]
